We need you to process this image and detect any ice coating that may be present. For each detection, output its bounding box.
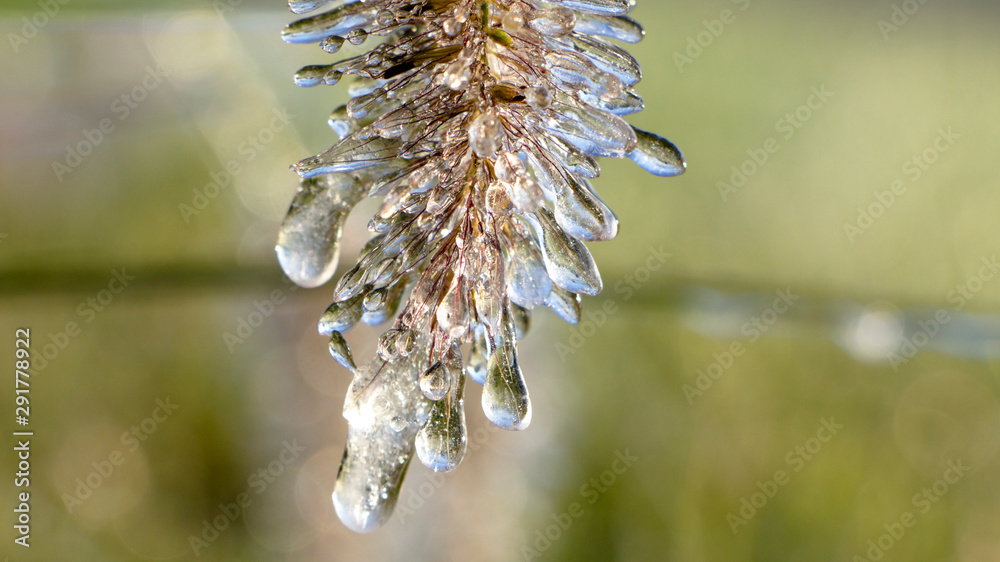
[278,0,687,534]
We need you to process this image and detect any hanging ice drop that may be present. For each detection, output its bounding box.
[276,174,365,289]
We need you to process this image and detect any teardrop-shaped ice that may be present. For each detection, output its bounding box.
[505,227,554,309]
[628,127,687,177]
[293,136,404,179]
[318,293,364,335]
[361,281,405,326]
[526,209,603,296]
[282,1,376,44]
[436,280,471,339]
[552,33,641,85]
[573,14,644,43]
[416,375,467,472]
[276,174,366,289]
[548,0,631,16]
[333,263,368,302]
[545,287,583,325]
[532,105,637,159]
[334,353,432,533]
[328,331,357,370]
[482,306,531,430]
[554,173,619,242]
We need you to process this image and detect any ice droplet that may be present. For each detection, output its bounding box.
[545,287,582,325]
[318,293,365,335]
[277,174,366,289]
[328,331,357,371]
[628,127,687,177]
[505,225,553,308]
[554,173,619,242]
[418,362,450,401]
[526,209,603,296]
[468,112,503,158]
[416,374,467,472]
[482,306,531,430]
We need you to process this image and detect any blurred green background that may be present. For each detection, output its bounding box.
[2,0,1000,560]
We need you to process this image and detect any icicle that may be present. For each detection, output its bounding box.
[416,369,467,472]
[276,174,366,288]
[282,2,377,44]
[482,305,531,430]
[333,350,433,533]
[504,225,554,308]
[553,173,619,242]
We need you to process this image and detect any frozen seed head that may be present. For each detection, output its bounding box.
[277,0,686,534]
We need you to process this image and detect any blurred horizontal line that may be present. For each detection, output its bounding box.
[0,262,288,297]
[1,261,996,315]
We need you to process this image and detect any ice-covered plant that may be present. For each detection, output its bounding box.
[276,0,685,532]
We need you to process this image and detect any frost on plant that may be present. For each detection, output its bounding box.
[276,0,685,533]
